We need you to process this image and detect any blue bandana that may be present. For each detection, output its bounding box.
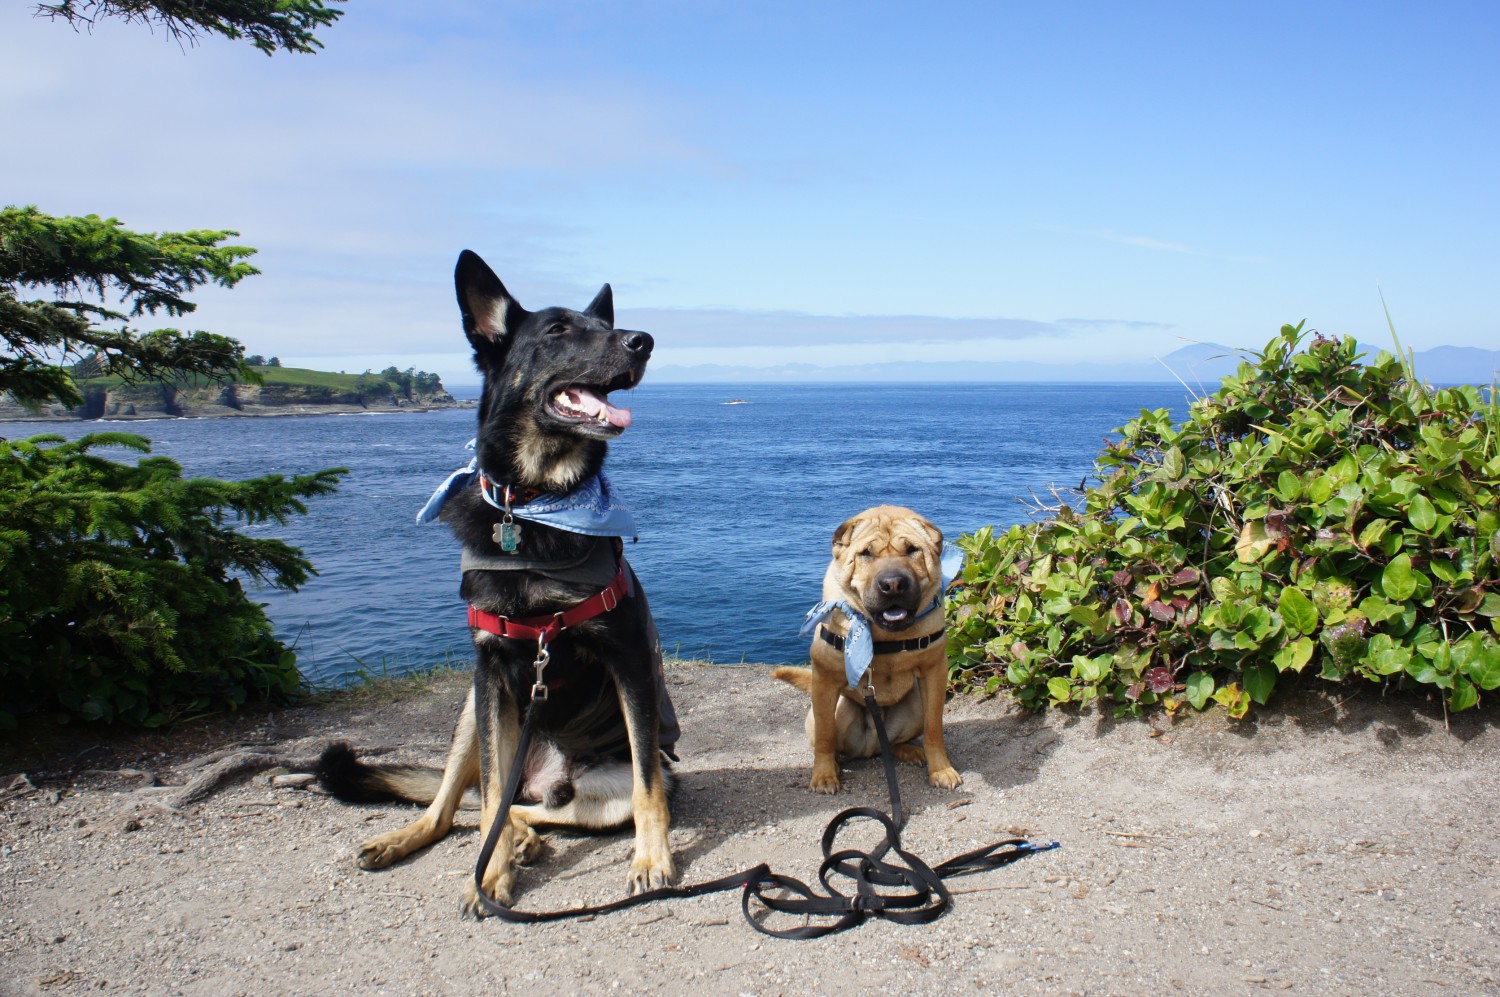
[799,543,965,688]
[415,439,637,539]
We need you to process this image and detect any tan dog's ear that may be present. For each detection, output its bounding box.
[916,517,943,548]
[831,514,863,556]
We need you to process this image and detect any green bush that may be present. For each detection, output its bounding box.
[948,324,1500,717]
[0,432,345,727]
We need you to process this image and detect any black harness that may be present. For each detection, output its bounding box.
[469,666,1057,938]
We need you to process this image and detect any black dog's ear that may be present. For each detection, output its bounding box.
[455,250,526,346]
[583,283,614,328]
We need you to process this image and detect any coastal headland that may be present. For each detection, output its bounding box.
[0,366,467,422]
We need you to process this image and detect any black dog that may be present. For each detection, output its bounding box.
[317,250,678,914]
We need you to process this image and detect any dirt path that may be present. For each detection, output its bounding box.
[3,663,1497,995]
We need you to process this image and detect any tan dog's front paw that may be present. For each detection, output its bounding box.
[809,760,842,794]
[891,742,926,765]
[928,766,963,789]
[626,852,677,895]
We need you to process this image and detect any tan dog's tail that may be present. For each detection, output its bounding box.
[315,742,477,808]
[771,666,867,705]
[770,665,814,693]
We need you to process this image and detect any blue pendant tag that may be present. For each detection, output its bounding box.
[493,517,521,553]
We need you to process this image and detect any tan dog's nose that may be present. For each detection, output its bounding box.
[877,573,911,596]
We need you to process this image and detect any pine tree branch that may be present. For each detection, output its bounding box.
[33,0,345,56]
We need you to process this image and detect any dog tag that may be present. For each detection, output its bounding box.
[493,518,521,552]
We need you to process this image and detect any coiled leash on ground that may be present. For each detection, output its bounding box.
[470,650,1058,937]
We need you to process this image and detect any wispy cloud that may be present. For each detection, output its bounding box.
[617,308,1060,348]
[1035,223,1202,256]
[1090,230,1201,254]
[1056,317,1177,332]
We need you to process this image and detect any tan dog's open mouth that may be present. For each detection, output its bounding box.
[873,603,916,627]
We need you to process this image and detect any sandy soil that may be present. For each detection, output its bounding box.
[2,663,1497,996]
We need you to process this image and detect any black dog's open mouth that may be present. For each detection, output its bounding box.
[548,385,633,432]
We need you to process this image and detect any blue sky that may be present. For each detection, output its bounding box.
[4,1,1496,385]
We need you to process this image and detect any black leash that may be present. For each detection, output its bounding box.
[471,684,1058,937]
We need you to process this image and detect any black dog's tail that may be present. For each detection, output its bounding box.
[315,742,474,807]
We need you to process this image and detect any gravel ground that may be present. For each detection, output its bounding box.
[2,662,1497,996]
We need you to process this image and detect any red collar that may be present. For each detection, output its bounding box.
[466,559,630,647]
[478,474,546,509]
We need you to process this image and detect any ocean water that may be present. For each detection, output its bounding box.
[3,382,1192,682]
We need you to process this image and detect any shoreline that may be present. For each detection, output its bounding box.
[0,400,475,424]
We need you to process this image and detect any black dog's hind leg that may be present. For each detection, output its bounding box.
[355,686,481,870]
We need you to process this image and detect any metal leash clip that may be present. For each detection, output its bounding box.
[531,639,551,701]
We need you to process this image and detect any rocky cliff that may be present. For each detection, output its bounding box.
[0,381,462,422]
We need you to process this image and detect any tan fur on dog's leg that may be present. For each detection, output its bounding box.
[357,688,480,870]
[918,660,962,789]
[808,667,844,793]
[618,690,675,894]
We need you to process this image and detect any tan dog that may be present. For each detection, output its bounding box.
[773,505,962,794]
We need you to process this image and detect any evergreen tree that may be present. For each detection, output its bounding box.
[1,206,260,406]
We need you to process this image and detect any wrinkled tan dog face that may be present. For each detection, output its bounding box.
[829,505,944,631]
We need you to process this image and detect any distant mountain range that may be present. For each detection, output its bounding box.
[647,343,1500,385]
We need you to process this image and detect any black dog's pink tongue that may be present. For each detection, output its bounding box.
[561,388,632,428]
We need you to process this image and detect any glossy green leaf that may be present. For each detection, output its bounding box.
[1278,586,1319,636]
[1273,635,1315,673]
[1449,676,1479,712]
[1408,494,1437,532]
[1307,475,1334,505]
[1243,663,1276,705]
[1381,553,1417,602]
[1185,671,1214,710]
[1464,643,1500,691]
[1357,518,1393,548]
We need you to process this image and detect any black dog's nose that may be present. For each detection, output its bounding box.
[621,331,653,355]
[877,573,911,596]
